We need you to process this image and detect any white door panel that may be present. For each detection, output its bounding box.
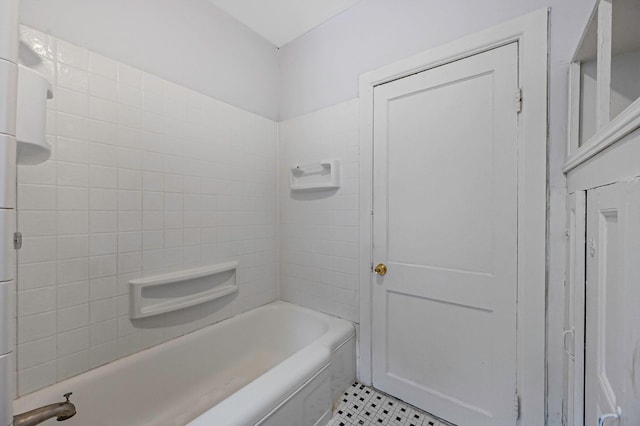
[586,182,640,426]
[372,43,519,426]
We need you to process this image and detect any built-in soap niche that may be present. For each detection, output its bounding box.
[129,262,238,319]
[16,40,53,165]
[290,159,340,191]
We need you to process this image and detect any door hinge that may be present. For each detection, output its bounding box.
[588,238,596,257]
[514,392,521,421]
[13,231,22,250]
[515,88,523,113]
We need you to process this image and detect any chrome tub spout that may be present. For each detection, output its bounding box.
[13,392,76,426]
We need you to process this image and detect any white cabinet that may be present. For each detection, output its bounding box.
[564,1,640,425]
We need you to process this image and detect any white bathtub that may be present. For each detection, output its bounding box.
[13,301,356,426]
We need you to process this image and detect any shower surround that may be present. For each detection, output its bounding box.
[14,26,278,397]
[278,100,360,322]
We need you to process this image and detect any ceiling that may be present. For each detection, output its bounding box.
[209,0,363,47]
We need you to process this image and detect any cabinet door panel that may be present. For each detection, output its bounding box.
[585,181,640,426]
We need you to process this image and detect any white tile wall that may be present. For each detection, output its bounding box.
[0,134,17,208]
[15,26,278,396]
[0,10,19,406]
[0,281,14,355]
[0,209,15,282]
[0,59,17,137]
[279,100,360,322]
[0,0,19,64]
[0,352,13,426]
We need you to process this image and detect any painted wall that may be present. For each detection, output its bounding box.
[14,27,278,396]
[19,0,279,121]
[279,0,594,121]
[277,1,598,424]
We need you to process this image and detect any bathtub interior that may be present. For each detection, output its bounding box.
[13,301,355,426]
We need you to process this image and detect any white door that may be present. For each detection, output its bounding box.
[585,182,640,426]
[371,43,519,426]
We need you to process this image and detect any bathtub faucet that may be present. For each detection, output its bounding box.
[13,392,77,426]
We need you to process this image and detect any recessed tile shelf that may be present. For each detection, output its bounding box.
[290,159,340,191]
[129,261,238,319]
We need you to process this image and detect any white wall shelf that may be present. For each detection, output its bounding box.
[289,159,340,191]
[129,261,238,319]
[565,0,640,168]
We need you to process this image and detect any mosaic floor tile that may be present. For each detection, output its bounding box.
[329,382,455,426]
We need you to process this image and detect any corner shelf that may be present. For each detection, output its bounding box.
[289,159,340,191]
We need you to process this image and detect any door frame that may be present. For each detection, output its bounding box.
[357,9,548,426]
[564,191,586,426]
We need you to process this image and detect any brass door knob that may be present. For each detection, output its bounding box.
[374,263,387,275]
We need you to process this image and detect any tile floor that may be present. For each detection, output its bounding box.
[329,382,453,426]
